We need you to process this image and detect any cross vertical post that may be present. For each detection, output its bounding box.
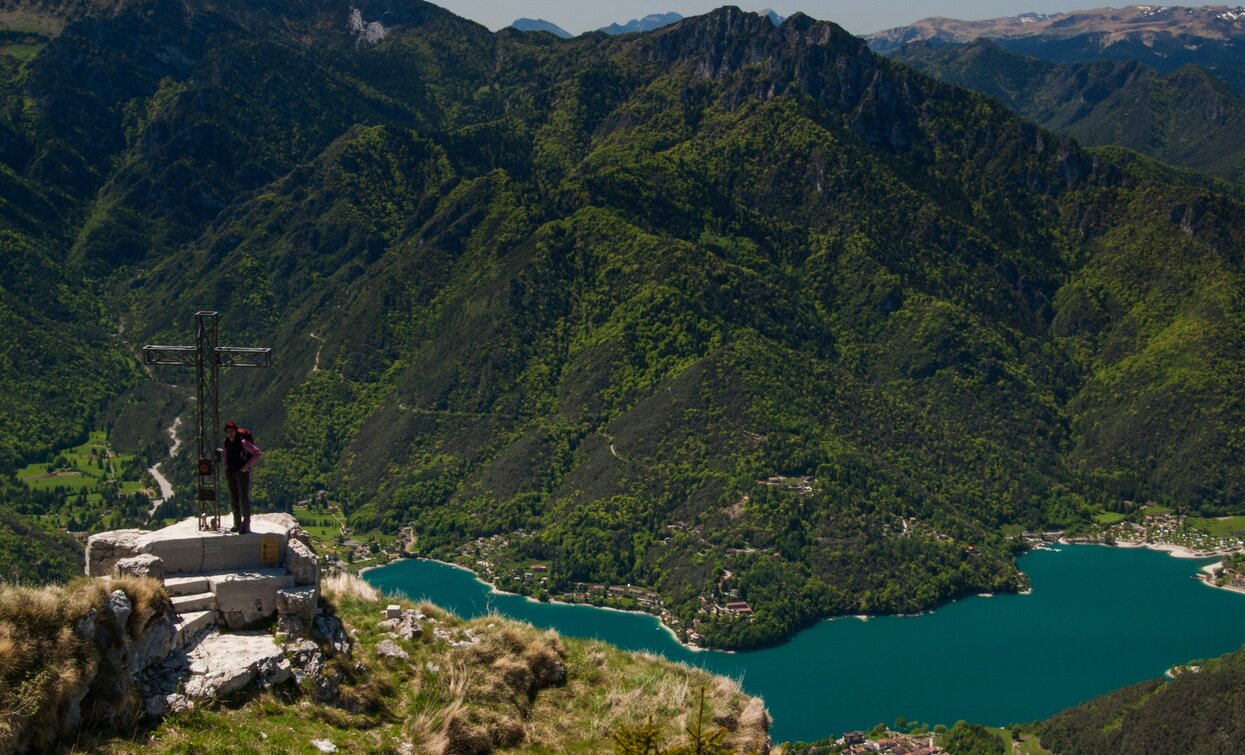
[196,312,220,530]
[143,311,271,531]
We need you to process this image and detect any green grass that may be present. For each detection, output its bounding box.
[1015,733,1054,754]
[17,469,99,492]
[0,42,44,60]
[15,431,150,533]
[1093,512,1127,526]
[1188,516,1245,537]
[977,726,1052,754]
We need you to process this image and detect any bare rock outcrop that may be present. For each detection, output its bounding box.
[184,630,292,698]
[86,529,149,576]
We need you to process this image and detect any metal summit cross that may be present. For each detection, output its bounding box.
[143,311,271,531]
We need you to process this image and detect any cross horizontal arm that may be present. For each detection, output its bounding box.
[216,346,272,368]
[143,345,197,366]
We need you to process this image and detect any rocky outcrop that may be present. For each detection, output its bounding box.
[64,516,329,738]
[116,553,165,579]
[85,529,149,576]
[277,584,319,637]
[286,537,320,585]
[378,607,424,641]
[184,631,293,697]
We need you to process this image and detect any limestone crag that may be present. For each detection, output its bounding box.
[277,584,319,636]
[378,608,424,641]
[79,514,332,725]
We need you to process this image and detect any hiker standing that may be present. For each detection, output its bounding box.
[221,420,261,533]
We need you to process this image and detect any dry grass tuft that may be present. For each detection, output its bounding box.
[462,621,567,705]
[0,579,106,752]
[399,619,572,754]
[0,576,175,752]
[732,696,773,753]
[322,571,381,602]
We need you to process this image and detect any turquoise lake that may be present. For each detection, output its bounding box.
[365,545,1245,743]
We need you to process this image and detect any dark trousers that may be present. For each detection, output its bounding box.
[227,469,251,527]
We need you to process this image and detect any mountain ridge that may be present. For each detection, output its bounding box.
[891,38,1245,182]
[870,4,1245,93]
[511,17,571,39]
[1,0,1244,650]
[601,11,684,35]
[869,4,1245,49]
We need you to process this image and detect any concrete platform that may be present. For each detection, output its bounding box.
[134,518,289,575]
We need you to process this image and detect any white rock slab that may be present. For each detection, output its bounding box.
[184,631,291,698]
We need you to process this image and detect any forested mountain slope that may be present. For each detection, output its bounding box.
[0,501,81,583]
[889,39,1245,182]
[1035,644,1245,754]
[2,1,1245,648]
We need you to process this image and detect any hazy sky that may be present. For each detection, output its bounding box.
[428,1,1123,36]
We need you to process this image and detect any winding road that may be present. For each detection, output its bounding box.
[147,416,183,518]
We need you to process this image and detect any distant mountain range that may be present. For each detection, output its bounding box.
[870,4,1245,49]
[871,4,1245,93]
[599,11,684,35]
[510,17,571,38]
[891,38,1245,182]
[512,9,783,39]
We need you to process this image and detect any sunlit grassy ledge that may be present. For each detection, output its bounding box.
[2,572,770,754]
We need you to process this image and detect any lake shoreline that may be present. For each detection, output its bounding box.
[1061,536,1244,560]
[385,556,714,654]
[365,541,1234,657]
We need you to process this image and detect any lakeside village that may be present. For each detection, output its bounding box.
[1057,504,1245,556]
[448,475,822,647]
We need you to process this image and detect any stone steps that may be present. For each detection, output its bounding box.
[162,568,296,630]
[164,576,210,596]
[171,591,216,613]
[87,515,324,715]
[173,609,217,648]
